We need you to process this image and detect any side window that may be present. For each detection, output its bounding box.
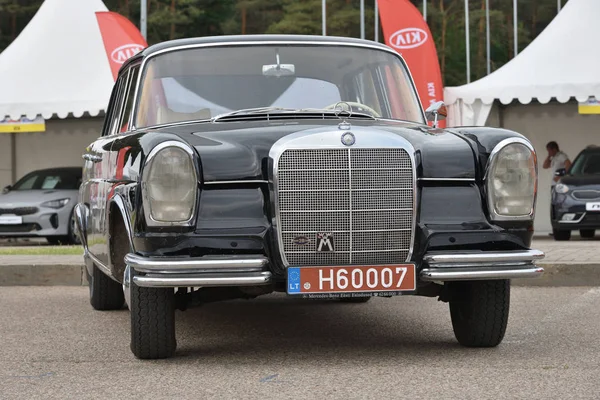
[118,65,140,133]
[107,75,128,136]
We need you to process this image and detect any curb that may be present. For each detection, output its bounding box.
[0,262,598,287]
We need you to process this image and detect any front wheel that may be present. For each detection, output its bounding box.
[449,280,510,347]
[580,229,595,239]
[130,278,176,359]
[552,228,571,241]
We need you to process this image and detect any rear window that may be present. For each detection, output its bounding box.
[12,169,82,190]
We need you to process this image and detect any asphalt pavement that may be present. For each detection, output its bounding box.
[1,286,599,399]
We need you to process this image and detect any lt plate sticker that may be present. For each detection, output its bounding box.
[288,267,302,294]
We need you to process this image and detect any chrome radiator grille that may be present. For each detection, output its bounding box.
[276,148,414,266]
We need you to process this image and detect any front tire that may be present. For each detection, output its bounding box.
[580,229,595,239]
[552,228,571,241]
[449,280,510,348]
[88,264,125,311]
[130,279,176,359]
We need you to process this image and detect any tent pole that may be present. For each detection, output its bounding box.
[10,132,16,184]
[141,0,147,40]
[486,0,490,75]
[423,0,427,20]
[374,0,379,42]
[498,103,505,128]
[513,0,518,57]
[322,0,326,36]
[465,0,470,83]
[360,0,365,39]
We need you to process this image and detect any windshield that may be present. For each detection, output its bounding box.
[569,151,600,175]
[12,169,81,191]
[134,44,425,127]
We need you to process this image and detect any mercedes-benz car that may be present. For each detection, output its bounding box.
[551,145,600,240]
[0,167,82,244]
[74,35,545,360]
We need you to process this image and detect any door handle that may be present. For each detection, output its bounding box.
[82,154,103,162]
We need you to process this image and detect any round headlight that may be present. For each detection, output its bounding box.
[144,144,197,223]
[487,140,537,219]
[554,183,569,194]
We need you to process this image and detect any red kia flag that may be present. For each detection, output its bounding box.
[377,0,444,127]
[96,12,148,81]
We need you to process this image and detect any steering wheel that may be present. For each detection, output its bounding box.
[324,101,381,118]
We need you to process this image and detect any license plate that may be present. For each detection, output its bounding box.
[287,264,416,296]
[586,202,600,212]
[0,215,22,225]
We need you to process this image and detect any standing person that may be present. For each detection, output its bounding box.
[543,141,571,186]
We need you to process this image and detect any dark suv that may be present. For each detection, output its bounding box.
[551,145,600,240]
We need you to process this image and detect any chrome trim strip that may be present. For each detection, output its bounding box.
[133,271,272,288]
[130,39,427,130]
[558,212,586,224]
[418,177,476,182]
[424,249,545,265]
[73,203,88,252]
[140,141,200,227]
[86,252,119,282]
[204,180,269,185]
[484,137,538,221]
[269,128,418,267]
[420,266,544,281]
[125,253,268,273]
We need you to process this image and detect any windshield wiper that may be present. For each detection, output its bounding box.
[212,107,376,122]
[212,107,299,122]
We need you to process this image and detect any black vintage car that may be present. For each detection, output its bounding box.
[75,35,545,360]
[551,145,600,240]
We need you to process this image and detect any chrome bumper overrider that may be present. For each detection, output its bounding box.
[419,249,545,281]
[124,254,272,288]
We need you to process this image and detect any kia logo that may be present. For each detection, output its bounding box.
[389,28,428,49]
[110,44,144,64]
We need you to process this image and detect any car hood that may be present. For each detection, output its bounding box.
[560,175,600,187]
[0,190,77,207]
[164,119,476,182]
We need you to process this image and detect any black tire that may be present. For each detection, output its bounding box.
[46,237,64,245]
[339,296,372,303]
[552,229,571,241]
[580,229,595,239]
[130,279,176,359]
[88,264,125,311]
[449,280,510,348]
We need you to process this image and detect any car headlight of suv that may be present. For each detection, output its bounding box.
[142,142,198,225]
[486,138,537,221]
[554,183,569,194]
[42,198,70,209]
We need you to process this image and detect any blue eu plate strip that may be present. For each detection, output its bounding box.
[287,267,301,294]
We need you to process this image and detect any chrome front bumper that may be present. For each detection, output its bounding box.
[124,253,272,288]
[419,249,545,281]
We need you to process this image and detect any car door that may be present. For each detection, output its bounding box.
[81,72,128,265]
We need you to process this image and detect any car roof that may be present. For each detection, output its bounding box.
[25,167,81,175]
[121,34,393,72]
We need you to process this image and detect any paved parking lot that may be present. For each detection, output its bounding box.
[1,286,599,399]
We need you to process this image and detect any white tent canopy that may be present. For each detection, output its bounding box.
[0,0,114,120]
[444,0,600,126]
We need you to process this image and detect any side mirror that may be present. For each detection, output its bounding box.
[555,168,566,177]
[425,101,447,128]
[2,185,11,194]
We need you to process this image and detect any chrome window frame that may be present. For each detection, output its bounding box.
[128,40,427,131]
[484,137,538,221]
[269,128,418,267]
[140,140,201,227]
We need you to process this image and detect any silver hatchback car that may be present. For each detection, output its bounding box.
[0,167,82,244]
